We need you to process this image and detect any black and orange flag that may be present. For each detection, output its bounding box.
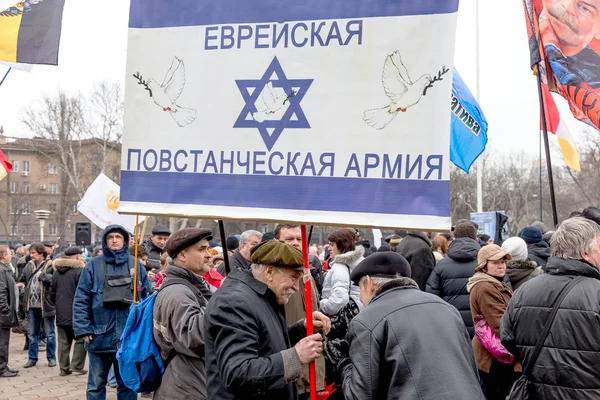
[0,0,65,65]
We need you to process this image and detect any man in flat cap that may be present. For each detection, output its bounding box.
[73,225,150,400]
[143,225,171,273]
[325,252,484,400]
[152,228,215,400]
[51,247,87,376]
[205,240,331,400]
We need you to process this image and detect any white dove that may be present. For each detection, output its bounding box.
[363,50,431,130]
[252,81,294,123]
[146,56,197,127]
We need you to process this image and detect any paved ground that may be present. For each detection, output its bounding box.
[0,332,121,400]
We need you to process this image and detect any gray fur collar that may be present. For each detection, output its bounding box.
[332,245,365,267]
[507,259,537,271]
[52,258,85,269]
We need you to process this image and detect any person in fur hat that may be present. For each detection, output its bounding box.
[50,247,87,376]
[501,237,543,291]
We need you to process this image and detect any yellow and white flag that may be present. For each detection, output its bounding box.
[77,173,146,233]
[542,83,581,172]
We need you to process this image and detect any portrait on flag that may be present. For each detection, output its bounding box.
[120,0,460,230]
[524,0,600,129]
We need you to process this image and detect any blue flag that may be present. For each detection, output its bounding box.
[450,70,488,173]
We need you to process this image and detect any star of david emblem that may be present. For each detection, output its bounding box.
[234,57,313,150]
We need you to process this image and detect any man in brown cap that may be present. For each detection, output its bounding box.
[152,228,214,400]
[205,239,330,400]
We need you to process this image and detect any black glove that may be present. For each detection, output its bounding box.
[324,338,350,379]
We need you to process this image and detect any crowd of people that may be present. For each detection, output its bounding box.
[1,207,600,399]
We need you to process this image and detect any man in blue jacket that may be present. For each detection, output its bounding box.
[73,225,150,400]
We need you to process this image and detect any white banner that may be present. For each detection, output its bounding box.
[1,61,33,72]
[119,0,458,230]
[372,229,383,249]
[78,173,145,233]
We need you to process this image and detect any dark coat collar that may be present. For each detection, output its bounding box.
[165,263,206,288]
[407,232,432,246]
[232,250,252,269]
[545,257,600,279]
[227,268,283,308]
[228,267,268,295]
[143,238,162,253]
[370,277,419,304]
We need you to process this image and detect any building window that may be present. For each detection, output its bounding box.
[10,202,18,214]
[48,164,58,175]
[22,181,30,194]
[22,160,30,173]
[11,226,17,236]
[48,223,57,235]
[22,204,30,214]
[22,224,30,235]
[10,181,17,193]
[72,203,78,214]
[11,160,18,172]
[49,203,57,212]
[49,183,57,194]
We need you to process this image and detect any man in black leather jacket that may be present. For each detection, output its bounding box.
[326,252,484,400]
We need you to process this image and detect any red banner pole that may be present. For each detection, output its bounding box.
[301,225,317,399]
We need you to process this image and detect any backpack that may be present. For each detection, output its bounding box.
[116,277,202,392]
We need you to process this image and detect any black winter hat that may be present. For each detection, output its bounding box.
[152,225,171,235]
[520,226,543,244]
[64,247,82,256]
[225,236,239,251]
[350,252,411,285]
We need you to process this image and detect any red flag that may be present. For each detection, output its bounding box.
[0,148,12,181]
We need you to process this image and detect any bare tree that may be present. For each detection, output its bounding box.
[19,83,123,235]
[88,81,124,176]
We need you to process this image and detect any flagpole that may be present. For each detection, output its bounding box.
[133,215,139,303]
[0,68,11,87]
[475,0,483,213]
[218,220,231,276]
[539,117,543,222]
[535,65,559,227]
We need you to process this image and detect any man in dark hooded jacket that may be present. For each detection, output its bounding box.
[426,222,480,338]
[73,225,150,400]
[396,232,436,290]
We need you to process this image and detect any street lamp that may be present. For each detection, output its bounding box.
[34,210,51,242]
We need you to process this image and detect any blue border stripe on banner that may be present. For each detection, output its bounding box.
[120,171,450,217]
[129,0,459,29]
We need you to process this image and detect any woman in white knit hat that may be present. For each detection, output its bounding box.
[501,237,543,291]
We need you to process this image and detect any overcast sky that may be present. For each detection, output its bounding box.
[0,0,591,166]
